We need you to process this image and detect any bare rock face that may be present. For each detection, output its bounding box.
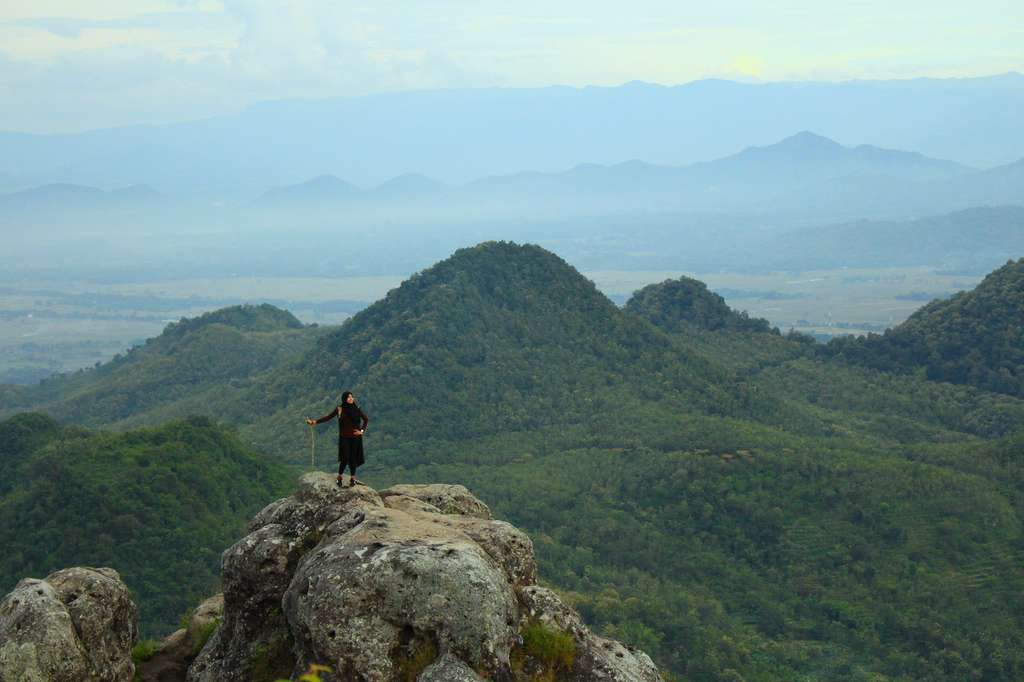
[189,474,660,682]
[380,483,493,519]
[0,567,137,682]
[188,478,383,682]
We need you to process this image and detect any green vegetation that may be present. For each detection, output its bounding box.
[3,242,1024,680]
[396,640,439,681]
[826,258,1024,398]
[162,303,303,337]
[627,275,775,334]
[520,620,576,673]
[0,303,326,428]
[0,413,293,635]
[131,638,160,664]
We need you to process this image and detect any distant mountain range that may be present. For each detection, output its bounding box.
[5,131,1020,223]
[2,73,1022,196]
[2,130,1021,280]
[248,130,1019,220]
[0,182,166,214]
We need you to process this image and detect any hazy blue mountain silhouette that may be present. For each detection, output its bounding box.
[2,74,1021,196]
[259,174,361,205]
[0,182,166,215]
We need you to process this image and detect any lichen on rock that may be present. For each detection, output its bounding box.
[0,566,138,682]
[187,473,661,681]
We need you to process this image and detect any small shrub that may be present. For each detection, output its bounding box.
[131,638,160,664]
[521,620,576,673]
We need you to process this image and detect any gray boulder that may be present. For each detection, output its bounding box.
[189,474,660,682]
[189,478,383,682]
[284,505,519,680]
[0,567,137,682]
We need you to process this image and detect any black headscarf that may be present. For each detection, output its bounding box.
[339,391,363,421]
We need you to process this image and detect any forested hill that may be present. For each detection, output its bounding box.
[161,302,303,337]
[0,303,326,426]
[0,413,293,635]
[826,257,1024,397]
[4,243,1024,679]
[626,275,775,334]
[245,241,756,458]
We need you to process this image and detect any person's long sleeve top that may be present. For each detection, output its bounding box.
[314,406,369,438]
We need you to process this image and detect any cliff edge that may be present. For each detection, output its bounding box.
[189,473,661,681]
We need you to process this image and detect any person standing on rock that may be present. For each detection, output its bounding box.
[306,391,369,488]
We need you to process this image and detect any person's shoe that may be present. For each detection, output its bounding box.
[350,477,364,487]
[336,475,345,488]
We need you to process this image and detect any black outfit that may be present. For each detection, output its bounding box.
[313,403,369,476]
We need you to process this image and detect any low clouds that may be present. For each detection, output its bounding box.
[0,1,499,131]
[0,0,1022,133]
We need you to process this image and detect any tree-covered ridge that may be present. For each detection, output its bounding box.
[626,276,775,334]
[826,258,1024,397]
[0,303,325,427]
[0,413,293,636]
[162,303,304,337]
[246,241,756,458]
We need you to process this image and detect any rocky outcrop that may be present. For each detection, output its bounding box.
[139,594,224,682]
[189,473,660,681]
[0,566,137,682]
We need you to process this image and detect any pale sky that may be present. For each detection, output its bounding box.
[1,0,1022,133]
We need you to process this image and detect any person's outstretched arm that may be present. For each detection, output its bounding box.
[306,407,338,425]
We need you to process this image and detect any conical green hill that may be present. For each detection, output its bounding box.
[250,242,744,459]
[626,275,775,334]
[828,258,1024,397]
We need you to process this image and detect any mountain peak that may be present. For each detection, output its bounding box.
[371,241,616,319]
[163,303,303,338]
[626,276,773,333]
[260,174,359,203]
[787,130,839,143]
[372,172,444,195]
[772,130,844,151]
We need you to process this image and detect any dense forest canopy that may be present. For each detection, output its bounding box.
[0,413,293,634]
[2,243,1023,680]
[626,275,776,334]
